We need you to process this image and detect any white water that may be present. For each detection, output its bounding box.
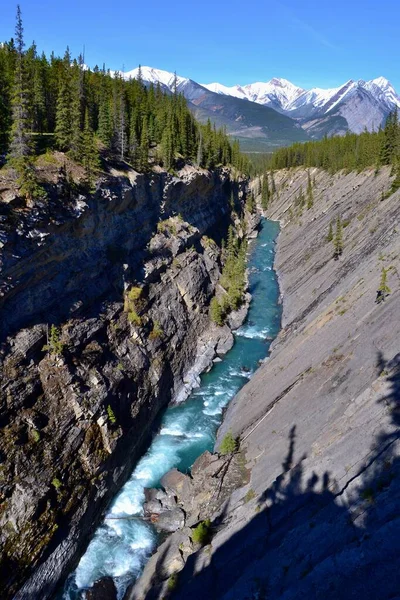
[62,219,281,600]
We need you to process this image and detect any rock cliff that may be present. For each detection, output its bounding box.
[138,166,400,599]
[0,164,249,599]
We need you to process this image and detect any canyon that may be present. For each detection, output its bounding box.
[0,163,251,599]
[131,166,400,599]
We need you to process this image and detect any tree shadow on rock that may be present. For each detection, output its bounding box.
[169,356,400,600]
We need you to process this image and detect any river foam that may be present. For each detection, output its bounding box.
[62,219,281,600]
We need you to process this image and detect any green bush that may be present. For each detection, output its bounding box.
[191,519,211,546]
[127,287,143,302]
[210,297,225,326]
[167,572,179,591]
[107,404,117,424]
[52,477,62,489]
[128,311,142,326]
[219,431,239,455]
[149,320,163,339]
[31,429,41,443]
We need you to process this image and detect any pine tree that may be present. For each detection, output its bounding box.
[377,267,391,302]
[8,5,32,162]
[70,58,85,160]
[326,221,334,242]
[333,216,343,259]
[139,115,149,171]
[306,170,314,209]
[98,96,112,146]
[246,191,255,214]
[261,173,270,210]
[55,49,73,151]
[81,109,100,189]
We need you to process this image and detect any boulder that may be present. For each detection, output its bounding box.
[153,508,185,532]
[85,577,117,600]
[160,469,193,504]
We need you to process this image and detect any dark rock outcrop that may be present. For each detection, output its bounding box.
[0,165,250,599]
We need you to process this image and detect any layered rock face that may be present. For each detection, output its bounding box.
[0,166,246,599]
[157,167,400,599]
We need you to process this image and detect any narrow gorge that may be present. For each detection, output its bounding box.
[144,166,399,600]
[1,161,399,600]
[0,163,253,599]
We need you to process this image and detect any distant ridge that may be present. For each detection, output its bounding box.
[121,67,400,149]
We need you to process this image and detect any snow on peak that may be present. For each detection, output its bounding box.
[371,76,391,90]
[122,66,187,89]
[201,82,247,99]
[113,66,400,113]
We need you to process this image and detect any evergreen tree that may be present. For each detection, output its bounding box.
[326,221,334,242]
[333,216,343,259]
[81,109,100,189]
[379,109,399,166]
[261,172,270,210]
[377,267,391,302]
[55,49,73,151]
[306,170,314,209]
[8,5,32,162]
[139,115,149,171]
[98,96,112,146]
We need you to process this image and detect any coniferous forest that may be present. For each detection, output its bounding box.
[0,6,250,197]
[269,114,400,177]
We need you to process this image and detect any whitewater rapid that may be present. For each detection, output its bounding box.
[62,219,281,600]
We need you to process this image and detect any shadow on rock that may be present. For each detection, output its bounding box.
[165,355,400,600]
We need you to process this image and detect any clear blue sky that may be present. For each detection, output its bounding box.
[1,0,399,91]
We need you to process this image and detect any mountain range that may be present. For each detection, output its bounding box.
[124,66,400,151]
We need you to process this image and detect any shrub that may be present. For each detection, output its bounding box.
[167,572,179,591]
[107,404,117,424]
[31,429,41,443]
[191,519,211,546]
[128,311,142,326]
[244,488,256,503]
[52,477,62,489]
[219,431,239,455]
[127,287,142,302]
[149,320,163,339]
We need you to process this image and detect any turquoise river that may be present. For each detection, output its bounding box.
[63,218,281,599]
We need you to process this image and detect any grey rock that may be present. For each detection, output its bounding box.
[85,577,117,600]
[153,508,186,533]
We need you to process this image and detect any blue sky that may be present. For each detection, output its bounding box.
[1,0,399,91]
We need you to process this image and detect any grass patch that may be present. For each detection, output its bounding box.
[244,488,256,503]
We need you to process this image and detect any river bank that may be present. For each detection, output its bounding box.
[165,166,400,600]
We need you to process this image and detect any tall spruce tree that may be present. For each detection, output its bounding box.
[55,49,73,151]
[81,109,99,189]
[8,5,32,162]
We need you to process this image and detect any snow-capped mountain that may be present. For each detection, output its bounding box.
[120,66,400,146]
[202,75,400,138]
[202,75,400,115]
[202,78,305,111]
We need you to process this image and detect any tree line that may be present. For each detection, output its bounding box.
[268,112,400,186]
[0,6,250,195]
